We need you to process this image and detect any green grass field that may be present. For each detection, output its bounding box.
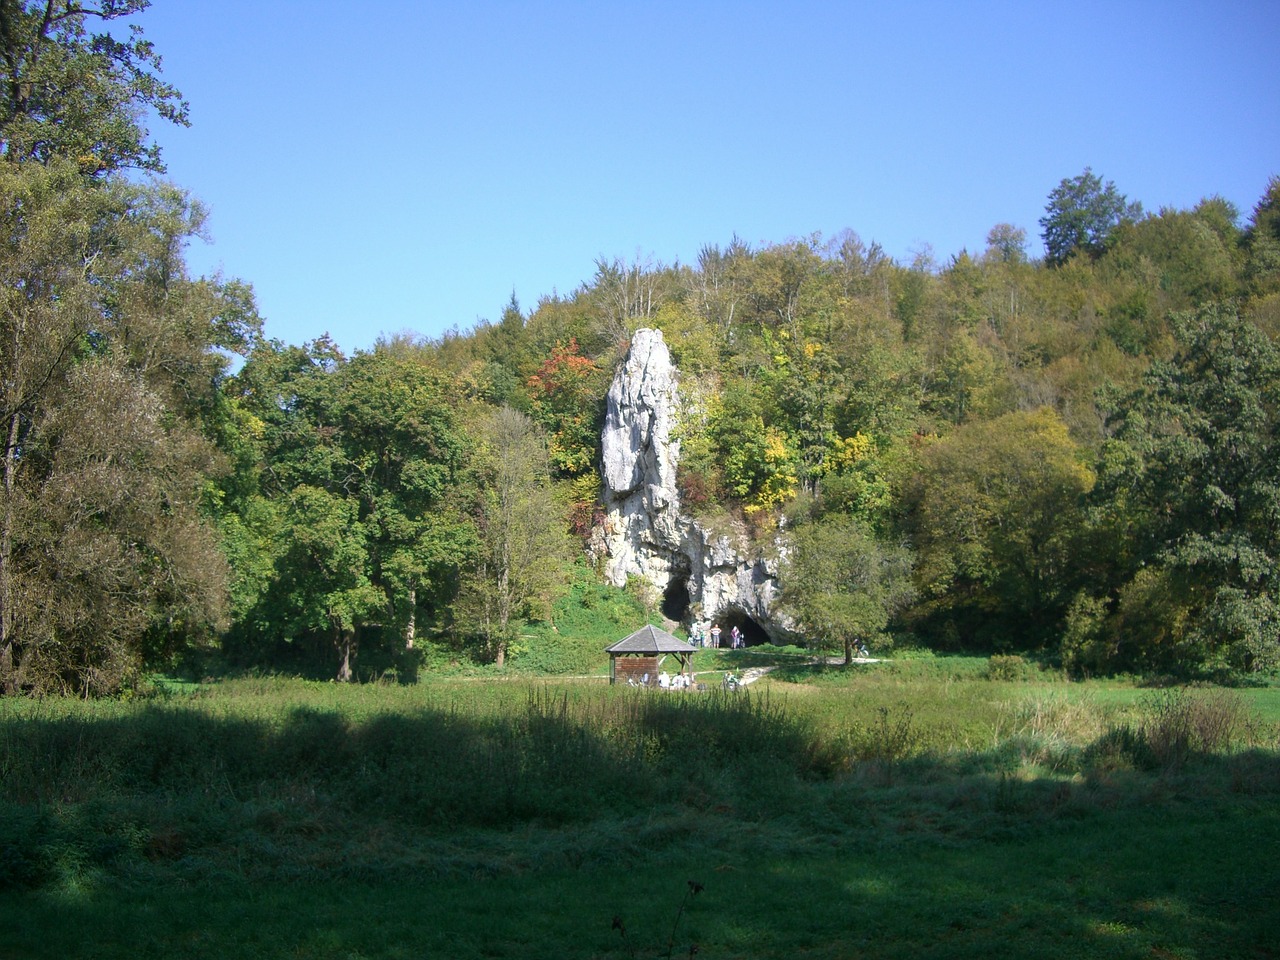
[2,653,1278,959]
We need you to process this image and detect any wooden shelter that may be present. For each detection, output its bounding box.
[605,625,696,685]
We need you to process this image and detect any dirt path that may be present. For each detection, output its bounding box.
[733,656,883,685]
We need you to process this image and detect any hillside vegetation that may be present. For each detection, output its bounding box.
[0,3,1278,693]
[3,7,1278,958]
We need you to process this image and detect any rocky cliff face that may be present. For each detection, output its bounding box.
[593,329,790,642]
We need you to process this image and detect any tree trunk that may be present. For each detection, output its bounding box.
[0,411,19,692]
[336,628,354,682]
[843,637,853,667]
[495,559,510,668]
[404,584,416,650]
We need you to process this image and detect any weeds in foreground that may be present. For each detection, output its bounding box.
[612,879,704,960]
[665,879,704,959]
[854,704,921,785]
[1138,687,1249,770]
[992,694,1109,773]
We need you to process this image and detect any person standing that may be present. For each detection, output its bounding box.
[710,623,722,648]
[731,625,742,648]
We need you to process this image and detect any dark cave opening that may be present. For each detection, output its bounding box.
[711,609,771,647]
[661,574,691,623]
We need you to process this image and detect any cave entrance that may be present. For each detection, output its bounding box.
[714,609,771,647]
[661,572,691,623]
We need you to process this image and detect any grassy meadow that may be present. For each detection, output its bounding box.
[2,651,1279,959]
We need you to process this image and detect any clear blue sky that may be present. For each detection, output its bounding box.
[137,1,1280,355]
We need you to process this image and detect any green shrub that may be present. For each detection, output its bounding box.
[986,654,1032,681]
[1059,591,1113,676]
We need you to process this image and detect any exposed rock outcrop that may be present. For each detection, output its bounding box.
[594,329,791,641]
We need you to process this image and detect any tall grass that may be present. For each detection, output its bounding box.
[0,683,846,890]
[2,669,1277,936]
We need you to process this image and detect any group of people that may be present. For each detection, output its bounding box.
[657,671,695,690]
[690,622,745,649]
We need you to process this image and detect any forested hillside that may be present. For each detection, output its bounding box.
[2,2,1277,694]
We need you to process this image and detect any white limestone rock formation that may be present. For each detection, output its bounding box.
[595,329,791,640]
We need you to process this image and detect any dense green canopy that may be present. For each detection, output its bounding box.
[1,0,1278,691]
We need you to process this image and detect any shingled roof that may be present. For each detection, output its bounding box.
[604,624,695,654]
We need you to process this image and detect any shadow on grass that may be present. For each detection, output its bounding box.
[2,661,1278,960]
[4,682,1279,906]
[5,757,1279,960]
[0,686,842,889]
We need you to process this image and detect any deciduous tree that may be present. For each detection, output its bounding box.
[525,338,606,477]
[1040,168,1142,266]
[1091,303,1280,672]
[332,349,471,652]
[0,0,188,173]
[454,406,572,666]
[781,514,914,665]
[226,341,470,679]
[910,407,1095,648]
[0,162,242,694]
